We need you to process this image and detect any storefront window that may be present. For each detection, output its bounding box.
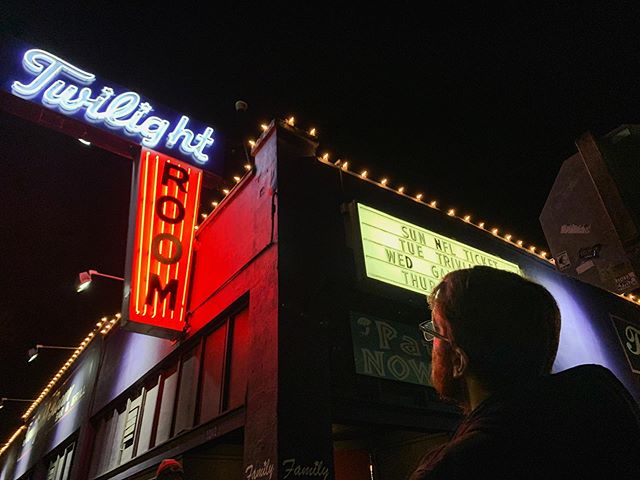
[120,391,143,463]
[155,364,179,445]
[137,378,160,455]
[174,345,202,434]
[46,443,74,480]
[199,322,227,423]
[88,303,249,476]
[226,309,249,410]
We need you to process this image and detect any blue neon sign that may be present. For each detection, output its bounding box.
[1,38,221,171]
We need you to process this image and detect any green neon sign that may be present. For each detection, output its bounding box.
[357,203,521,295]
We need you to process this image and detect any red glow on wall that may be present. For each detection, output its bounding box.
[127,148,202,336]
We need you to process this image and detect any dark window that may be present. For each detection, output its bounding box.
[174,345,201,434]
[199,322,228,422]
[226,309,250,410]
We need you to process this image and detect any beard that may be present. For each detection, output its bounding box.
[431,341,469,412]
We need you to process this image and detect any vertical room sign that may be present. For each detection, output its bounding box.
[122,148,202,338]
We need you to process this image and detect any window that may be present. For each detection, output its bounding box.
[137,379,159,455]
[226,309,250,410]
[89,417,108,477]
[107,407,127,470]
[46,443,74,480]
[120,391,143,463]
[199,322,227,422]
[98,410,119,475]
[174,345,201,434]
[155,364,179,445]
[88,303,249,474]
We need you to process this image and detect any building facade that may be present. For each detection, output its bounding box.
[2,121,640,480]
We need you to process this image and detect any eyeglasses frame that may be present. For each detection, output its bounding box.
[418,319,450,343]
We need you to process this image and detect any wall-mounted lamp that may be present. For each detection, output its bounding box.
[27,344,77,363]
[76,270,124,292]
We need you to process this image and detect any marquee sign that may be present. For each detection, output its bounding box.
[0,37,221,172]
[122,148,202,338]
[356,203,520,295]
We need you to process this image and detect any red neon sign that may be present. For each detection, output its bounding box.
[125,148,202,337]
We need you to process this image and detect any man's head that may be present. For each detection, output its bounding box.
[156,459,183,480]
[427,266,561,409]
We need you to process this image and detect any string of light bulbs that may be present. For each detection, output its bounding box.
[0,313,121,458]
[247,117,640,308]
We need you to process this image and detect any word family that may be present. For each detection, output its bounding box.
[245,459,274,480]
[11,49,215,164]
[281,459,329,480]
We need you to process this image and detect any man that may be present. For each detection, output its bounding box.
[155,458,184,480]
[411,266,640,478]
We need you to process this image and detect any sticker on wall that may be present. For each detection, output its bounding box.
[578,243,602,260]
[556,251,571,271]
[615,272,639,292]
[560,224,591,234]
[576,260,595,275]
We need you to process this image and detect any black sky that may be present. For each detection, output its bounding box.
[2,2,640,441]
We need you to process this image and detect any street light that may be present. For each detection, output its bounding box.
[27,344,78,363]
[76,269,124,292]
[0,398,36,410]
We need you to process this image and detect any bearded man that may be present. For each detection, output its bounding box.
[411,266,640,479]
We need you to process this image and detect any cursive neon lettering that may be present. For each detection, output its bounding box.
[104,92,141,128]
[12,49,95,99]
[10,49,215,164]
[85,86,115,120]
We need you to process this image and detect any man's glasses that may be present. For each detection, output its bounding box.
[418,319,450,343]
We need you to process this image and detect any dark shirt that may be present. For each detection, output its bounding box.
[410,364,640,479]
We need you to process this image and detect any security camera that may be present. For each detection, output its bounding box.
[235,100,248,112]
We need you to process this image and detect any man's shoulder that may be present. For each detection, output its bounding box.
[545,364,639,420]
[410,366,640,479]
[408,430,501,479]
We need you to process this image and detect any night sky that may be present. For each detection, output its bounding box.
[2,3,640,442]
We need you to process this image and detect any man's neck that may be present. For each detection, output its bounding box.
[466,376,491,413]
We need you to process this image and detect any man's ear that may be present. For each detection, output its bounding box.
[452,346,469,379]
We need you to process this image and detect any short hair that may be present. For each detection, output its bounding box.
[428,266,561,391]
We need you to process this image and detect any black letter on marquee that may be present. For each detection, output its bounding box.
[145,274,179,310]
[156,196,185,224]
[151,233,183,264]
[162,163,189,193]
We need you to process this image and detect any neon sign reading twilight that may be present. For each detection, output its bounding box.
[8,47,216,166]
